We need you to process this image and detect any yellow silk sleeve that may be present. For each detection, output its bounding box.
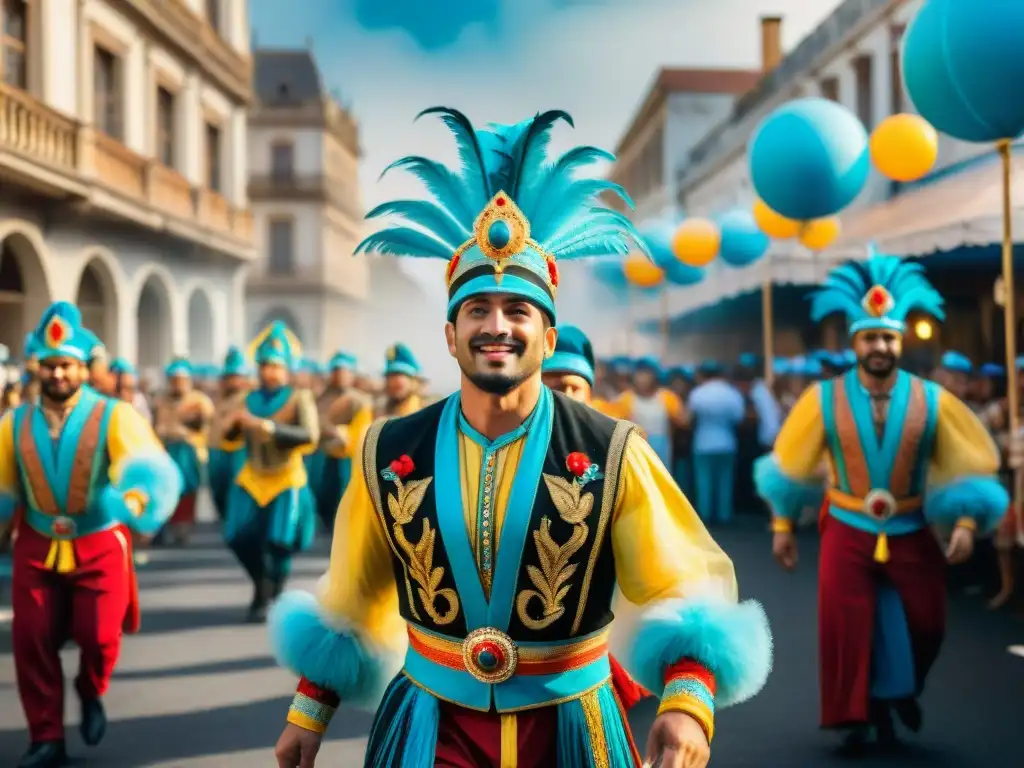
[334,406,374,460]
[659,389,684,419]
[0,412,19,520]
[612,433,738,606]
[319,439,404,649]
[771,384,827,481]
[929,389,1001,484]
[107,402,166,483]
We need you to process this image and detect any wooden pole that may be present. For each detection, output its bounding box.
[762,274,774,388]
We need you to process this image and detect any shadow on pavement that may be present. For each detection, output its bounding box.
[114,655,278,681]
[135,605,248,635]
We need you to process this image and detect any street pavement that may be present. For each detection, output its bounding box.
[1,510,1022,767]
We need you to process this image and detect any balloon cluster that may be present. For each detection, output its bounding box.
[747,98,939,249]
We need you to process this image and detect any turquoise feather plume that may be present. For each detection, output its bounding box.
[356,107,647,262]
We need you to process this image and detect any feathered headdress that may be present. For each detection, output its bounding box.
[355,107,649,322]
[248,321,302,369]
[809,245,945,335]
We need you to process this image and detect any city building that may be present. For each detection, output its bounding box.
[638,0,1012,361]
[0,0,255,376]
[245,46,367,360]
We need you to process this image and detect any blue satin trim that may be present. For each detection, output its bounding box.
[246,386,293,419]
[24,506,116,540]
[845,370,911,488]
[827,506,927,535]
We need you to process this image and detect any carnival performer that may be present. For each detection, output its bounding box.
[378,343,426,418]
[208,346,251,520]
[755,250,1007,753]
[0,301,181,768]
[154,358,213,546]
[310,352,372,531]
[269,107,771,768]
[223,322,319,623]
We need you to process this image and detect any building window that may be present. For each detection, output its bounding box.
[205,121,221,191]
[156,86,175,167]
[1,0,27,89]
[268,219,294,275]
[890,25,905,114]
[93,45,122,140]
[205,0,220,33]
[271,141,294,180]
[854,55,874,128]
[820,77,839,102]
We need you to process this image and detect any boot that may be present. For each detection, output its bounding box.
[893,698,922,733]
[17,741,66,768]
[870,701,897,747]
[245,579,268,623]
[80,696,107,746]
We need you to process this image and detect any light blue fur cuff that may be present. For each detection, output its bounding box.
[102,452,183,536]
[753,455,823,521]
[924,475,1009,533]
[267,590,402,711]
[623,598,773,708]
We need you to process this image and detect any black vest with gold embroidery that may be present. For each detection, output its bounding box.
[362,390,635,712]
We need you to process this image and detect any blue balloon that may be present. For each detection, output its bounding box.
[748,98,869,220]
[640,219,705,286]
[902,0,1024,143]
[716,209,770,267]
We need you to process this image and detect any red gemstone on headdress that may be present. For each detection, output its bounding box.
[868,288,886,309]
[48,320,63,344]
[495,197,506,207]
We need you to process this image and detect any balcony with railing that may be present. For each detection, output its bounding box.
[0,82,78,174]
[248,172,363,218]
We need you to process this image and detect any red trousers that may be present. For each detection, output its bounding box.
[818,516,946,728]
[12,524,132,742]
[169,492,197,525]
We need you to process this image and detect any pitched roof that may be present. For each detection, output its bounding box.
[253,49,323,105]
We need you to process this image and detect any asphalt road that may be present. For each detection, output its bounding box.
[0,511,1022,767]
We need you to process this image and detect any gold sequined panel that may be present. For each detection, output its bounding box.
[888,378,928,498]
[386,475,460,625]
[516,466,602,632]
[831,383,871,497]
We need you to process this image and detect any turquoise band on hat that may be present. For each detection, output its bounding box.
[257,352,291,367]
[384,362,421,378]
[36,344,87,362]
[849,317,905,335]
[543,351,594,386]
[446,273,555,322]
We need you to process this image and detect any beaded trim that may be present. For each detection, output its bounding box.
[657,659,716,743]
[287,692,336,734]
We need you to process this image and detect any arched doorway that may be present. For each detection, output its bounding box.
[135,273,173,375]
[255,307,303,342]
[76,257,119,353]
[0,232,51,357]
[187,288,214,363]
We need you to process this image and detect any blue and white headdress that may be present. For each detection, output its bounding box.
[355,108,648,322]
[810,246,945,335]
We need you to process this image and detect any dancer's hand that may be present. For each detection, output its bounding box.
[772,531,798,570]
[946,525,975,564]
[643,710,710,768]
[275,723,322,768]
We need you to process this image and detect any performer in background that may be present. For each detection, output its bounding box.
[154,358,213,546]
[755,251,1007,753]
[110,357,152,421]
[223,322,319,623]
[0,302,181,768]
[688,361,745,525]
[208,346,252,520]
[378,343,425,418]
[311,352,372,531]
[270,107,771,768]
[608,356,687,465]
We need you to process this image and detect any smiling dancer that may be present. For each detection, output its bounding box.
[755,251,1006,753]
[269,107,771,768]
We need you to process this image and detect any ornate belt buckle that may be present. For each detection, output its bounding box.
[863,489,897,522]
[462,627,518,684]
[51,516,76,539]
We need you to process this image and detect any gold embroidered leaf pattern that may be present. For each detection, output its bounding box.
[542,474,593,524]
[516,515,590,630]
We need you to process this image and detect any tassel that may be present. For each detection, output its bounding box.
[874,532,890,563]
[44,539,77,573]
[500,714,518,768]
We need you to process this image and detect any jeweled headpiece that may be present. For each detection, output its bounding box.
[810,245,945,335]
[355,108,648,321]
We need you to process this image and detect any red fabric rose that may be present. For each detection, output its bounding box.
[566,451,591,477]
[546,258,559,288]
[390,454,415,479]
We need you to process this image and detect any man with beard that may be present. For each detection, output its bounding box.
[377,343,425,418]
[309,351,372,531]
[223,322,319,623]
[755,250,1006,754]
[269,107,771,768]
[0,301,181,768]
[208,347,252,520]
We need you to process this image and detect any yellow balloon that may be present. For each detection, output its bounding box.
[799,217,842,251]
[623,254,664,288]
[752,198,801,239]
[672,218,721,267]
[870,113,938,182]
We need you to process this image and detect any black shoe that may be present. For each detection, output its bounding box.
[894,698,922,733]
[80,696,107,746]
[245,581,268,623]
[872,705,898,747]
[17,740,66,768]
[837,725,871,756]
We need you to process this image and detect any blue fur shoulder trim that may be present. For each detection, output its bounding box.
[0,492,16,525]
[753,454,823,520]
[924,475,1008,533]
[625,598,773,708]
[103,452,183,535]
[267,590,398,710]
